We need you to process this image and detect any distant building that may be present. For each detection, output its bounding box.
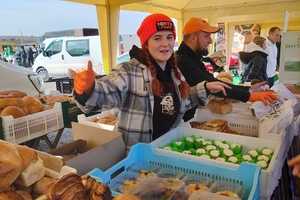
[43,28,98,39]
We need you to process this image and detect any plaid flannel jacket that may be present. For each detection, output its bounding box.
[75,58,208,147]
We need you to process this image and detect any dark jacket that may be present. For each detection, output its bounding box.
[176,42,251,121]
[239,43,268,82]
[176,42,215,86]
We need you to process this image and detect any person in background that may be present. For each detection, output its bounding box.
[239,36,268,83]
[20,46,27,67]
[243,31,254,52]
[70,13,233,148]
[27,47,34,67]
[176,17,277,121]
[266,27,281,87]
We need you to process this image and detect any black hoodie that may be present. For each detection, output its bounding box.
[239,43,268,82]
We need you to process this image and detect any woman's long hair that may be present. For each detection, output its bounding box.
[141,49,190,99]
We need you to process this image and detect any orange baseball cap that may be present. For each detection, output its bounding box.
[183,17,219,35]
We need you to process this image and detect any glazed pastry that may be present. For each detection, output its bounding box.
[185,183,209,193]
[216,190,240,198]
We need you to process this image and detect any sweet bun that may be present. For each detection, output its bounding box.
[33,177,57,196]
[22,96,43,114]
[0,140,23,191]
[216,190,239,198]
[0,106,26,118]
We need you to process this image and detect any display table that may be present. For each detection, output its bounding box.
[271,102,300,199]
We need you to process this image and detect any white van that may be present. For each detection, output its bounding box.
[0,61,44,96]
[33,36,103,81]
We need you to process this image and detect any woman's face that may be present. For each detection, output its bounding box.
[146,31,175,65]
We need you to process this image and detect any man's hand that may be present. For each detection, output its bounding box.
[69,60,95,95]
[288,155,300,178]
[206,81,231,96]
[249,91,278,105]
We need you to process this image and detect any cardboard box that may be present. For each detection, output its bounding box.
[66,122,126,175]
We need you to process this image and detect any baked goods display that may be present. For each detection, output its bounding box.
[207,98,232,114]
[190,119,238,134]
[162,136,274,169]
[0,90,44,118]
[216,72,233,84]
[110,168,242,200]
[0,90,27,98]
[94,114,118,125]
[40,95,73,106]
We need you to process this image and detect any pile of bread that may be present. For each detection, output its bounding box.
[94,114,118,126]
[0,139,115,200]
[190,119,238,134]
[0,90,44,119]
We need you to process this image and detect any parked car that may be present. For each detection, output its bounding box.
[0,61,44,96]
[33,36,103,81]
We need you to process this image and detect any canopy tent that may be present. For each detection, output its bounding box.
[67,0,300,74]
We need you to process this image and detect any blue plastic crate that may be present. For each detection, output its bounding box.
[88,143,260,200]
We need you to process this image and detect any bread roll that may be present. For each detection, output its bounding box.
[0,140,23,191]
[0,106,26,118]
[16,190,32,200]
[0,98,24,109]
[207,98,232,114]
[33,177,57,196]
[0,191,25,200]
[16,158,45,187]
[16,145,38,171]
[0,90,27,98]
[22,96,43,114]
[217,72,233,83]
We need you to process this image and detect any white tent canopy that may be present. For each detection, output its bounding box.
[68,0,300,73]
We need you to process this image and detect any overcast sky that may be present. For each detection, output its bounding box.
[0,0,148,36]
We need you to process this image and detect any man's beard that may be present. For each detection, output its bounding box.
[196,48,209,56]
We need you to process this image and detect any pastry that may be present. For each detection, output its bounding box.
[216,190,240,198]
[0,106,26,118]
[186,183,209,193]
[207,98,232,114]
[22,96,44,114]
[113,194,140,200]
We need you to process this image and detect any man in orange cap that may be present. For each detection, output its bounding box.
[176,17,278,121]
[177,17,219,87]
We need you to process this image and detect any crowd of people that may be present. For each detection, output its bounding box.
[0,44,40,68]
[239,27,281,87]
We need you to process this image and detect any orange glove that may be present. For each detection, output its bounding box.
[71,60,95,95]
[249,91,278,105]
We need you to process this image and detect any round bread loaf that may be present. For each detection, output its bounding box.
[22,96,43,114]
[0,140,23,191]
[0,106,26,118]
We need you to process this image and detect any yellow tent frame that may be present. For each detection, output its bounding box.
[67,0,300,74]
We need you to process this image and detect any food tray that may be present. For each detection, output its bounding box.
[88,143,260,200]
[0,102,64,144]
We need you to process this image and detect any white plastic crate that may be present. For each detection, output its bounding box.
[151,127,284,200]
[193,100,294,138]
[77,108,119,131]
[0,102,64,144]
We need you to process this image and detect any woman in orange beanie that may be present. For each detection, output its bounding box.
[70,13,271,147]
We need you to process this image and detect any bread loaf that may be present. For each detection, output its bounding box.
[16,145,38,171]
[16,190,32,200]
[16,158,45,187]
[22,96,44,114]
[33,177,57,196]
[0,140,23,191]
[217,72,233,84]
[0,98,24,109]
[0,191,26,200]
[0,106,26,118]
[207,98,232,114]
